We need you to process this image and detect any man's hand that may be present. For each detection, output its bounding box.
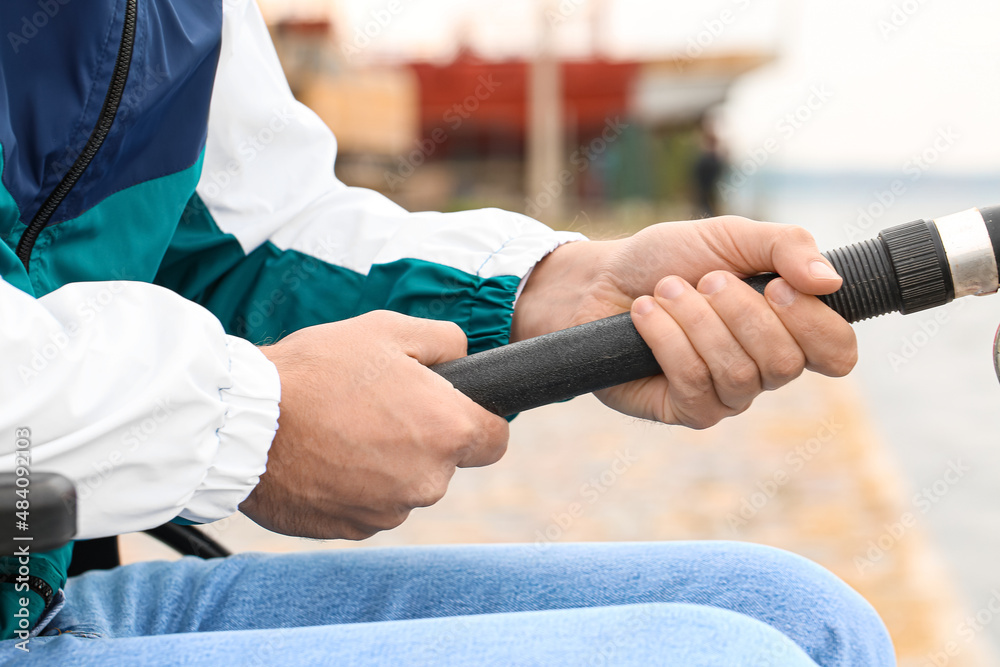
[512,216,857,429]
[242,311,508,540]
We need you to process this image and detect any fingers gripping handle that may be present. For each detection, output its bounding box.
[433,218,955,416]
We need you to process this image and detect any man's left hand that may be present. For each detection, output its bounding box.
[511,216,857,428]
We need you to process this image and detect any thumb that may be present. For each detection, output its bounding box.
[373,311,469,366]
[718,219,842,296]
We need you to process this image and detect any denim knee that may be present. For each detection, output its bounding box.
[690,541,895,666]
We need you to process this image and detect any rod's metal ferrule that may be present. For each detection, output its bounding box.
[932,208,1000,298]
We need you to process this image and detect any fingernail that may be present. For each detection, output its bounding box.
[633,296,655,316]
[698,272,727,296]
[656,276,684,300]
[809,260,840,281]
[769,279,797,307]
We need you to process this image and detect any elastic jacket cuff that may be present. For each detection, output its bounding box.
[177,336,280,523]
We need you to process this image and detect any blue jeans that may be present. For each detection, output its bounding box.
[2,541,894,666]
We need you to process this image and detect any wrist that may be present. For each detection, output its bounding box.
[511,239,619,342]
[241,341,292,526]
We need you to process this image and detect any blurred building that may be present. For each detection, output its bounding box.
[270,19,419,156]
[269,17,771,221]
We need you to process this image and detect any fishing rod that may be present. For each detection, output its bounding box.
[15,207,1000,555]
[434,206,1000,417]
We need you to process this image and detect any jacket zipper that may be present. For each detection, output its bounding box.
[16,0,137,271]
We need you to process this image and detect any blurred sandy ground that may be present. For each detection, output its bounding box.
[122,372,993,666]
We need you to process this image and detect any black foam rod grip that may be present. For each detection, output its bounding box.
[433,277,776,417]
[433,312,660,417]
[433,223,948,416]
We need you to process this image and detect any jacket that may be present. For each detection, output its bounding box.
[0,0,579,638]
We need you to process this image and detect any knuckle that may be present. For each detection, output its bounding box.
[477,427,510,466]
[484,415,510,447]
[412,469,452,506]
[456,417,482,446]
[377,509,409,531]
[783,224,815,246]
[671,389,710,422]
[750,309,781,339]
[342,524,378,541]
[487,439,509,464]
[712,214,752,229]
[421,483,448,506]
[826,346,858,377]
[723,357,758,392]
[677,360,713,393]
[389,499,415,518]
[432,318,463,337]
[437,320,468,354]
[680,305,711,331]
[367,309,402,327]
[810,327,857,377]
[442,320,465,337]
[456,415,510,466]
[682,410,723,431]
[722,399,754,421]
[767,350,805,386]
[792,317,822,341]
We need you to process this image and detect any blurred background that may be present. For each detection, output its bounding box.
[134,1,1000,664]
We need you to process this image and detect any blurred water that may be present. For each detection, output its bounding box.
[751,172,1000,654]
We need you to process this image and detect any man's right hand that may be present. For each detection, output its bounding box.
[241,311,509,540]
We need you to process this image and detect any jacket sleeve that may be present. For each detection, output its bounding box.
[0,275,279,539]
[154,0,584,352]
